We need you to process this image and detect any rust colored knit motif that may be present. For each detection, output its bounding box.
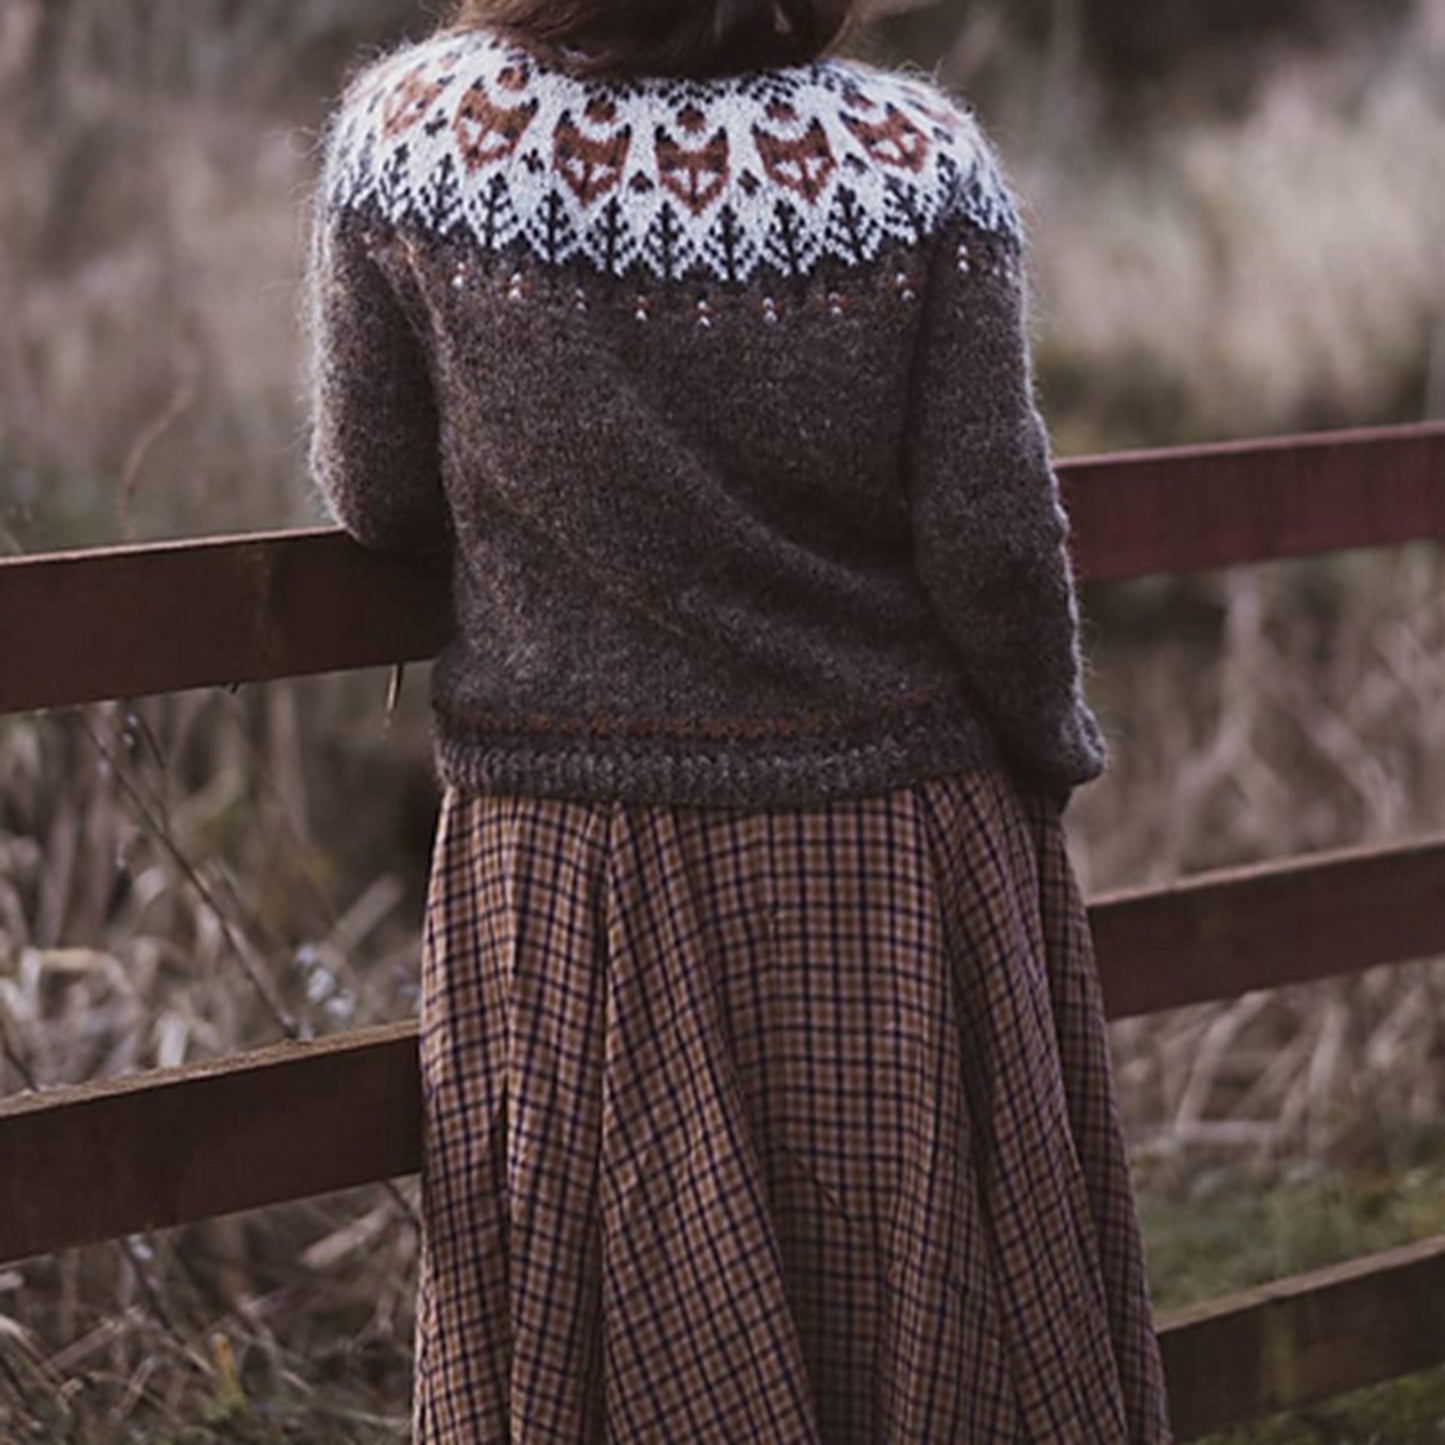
[321,28,1022,286]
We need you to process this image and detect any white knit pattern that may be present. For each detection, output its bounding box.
[320,27,1022,285]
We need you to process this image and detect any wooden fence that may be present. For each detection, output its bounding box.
[1,419,1443,1439]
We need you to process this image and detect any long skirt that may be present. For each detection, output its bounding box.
[412,765,1174,1443]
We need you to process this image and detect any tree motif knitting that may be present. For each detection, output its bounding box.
[320,28,1024,286]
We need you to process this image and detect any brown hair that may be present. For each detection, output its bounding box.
[444,0,857,81]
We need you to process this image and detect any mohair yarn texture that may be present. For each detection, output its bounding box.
[304,24,1108,808]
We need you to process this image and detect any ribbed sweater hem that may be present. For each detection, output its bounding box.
[432,709,1002,811]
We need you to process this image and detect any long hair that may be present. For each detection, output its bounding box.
[444,0,857,80]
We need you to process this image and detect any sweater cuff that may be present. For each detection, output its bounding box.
[1005,701,1109,802]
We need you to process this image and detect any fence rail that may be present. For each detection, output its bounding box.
[1,419,1443,1440]
[1,421,1441,716]
[1160,1231,1445,1437]
[3,833,1442,1266]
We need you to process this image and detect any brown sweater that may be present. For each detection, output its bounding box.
[304,24,1107,809]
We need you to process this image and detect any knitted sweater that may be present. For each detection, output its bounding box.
[304,24,1107,809]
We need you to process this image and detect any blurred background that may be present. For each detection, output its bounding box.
[0,0,1442,1438]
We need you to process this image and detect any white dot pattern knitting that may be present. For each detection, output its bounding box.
[319,27,1024,288]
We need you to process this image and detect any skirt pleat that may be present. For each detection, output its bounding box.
[412,767,1173,1443]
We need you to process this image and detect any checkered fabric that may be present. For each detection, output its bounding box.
[413,766,1173,1442]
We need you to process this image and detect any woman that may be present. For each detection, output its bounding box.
[305,1,1173,1439]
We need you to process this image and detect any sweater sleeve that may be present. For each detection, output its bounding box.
[303,165,450,556]
[903,209,1107,801]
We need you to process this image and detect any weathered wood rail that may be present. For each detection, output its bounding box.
[2,421,1441,715]
[1,420,1443,1439]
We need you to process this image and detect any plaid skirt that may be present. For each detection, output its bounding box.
[413,766,1173,1443]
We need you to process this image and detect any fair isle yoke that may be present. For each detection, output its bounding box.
[320,28,1023,288]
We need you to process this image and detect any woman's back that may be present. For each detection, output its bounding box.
[307,24,1105,808]
[305,12,1171,1441]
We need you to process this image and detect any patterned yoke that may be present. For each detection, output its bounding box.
[413,766,1173,1443]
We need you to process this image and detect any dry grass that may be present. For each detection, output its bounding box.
[1075,545,1445,1190]
[0,691,430,1441]
[1017,0,1445,451]
[0,0,1442,1438]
